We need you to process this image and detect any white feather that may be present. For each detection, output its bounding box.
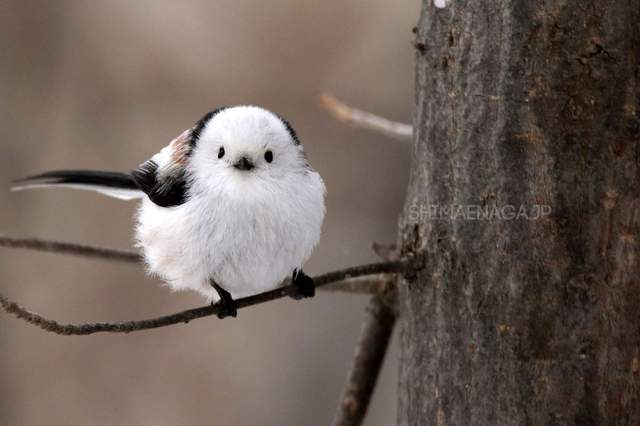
[135,106,326,301]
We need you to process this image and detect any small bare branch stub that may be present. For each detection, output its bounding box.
[370,242,399,261]
[319,93,413,141]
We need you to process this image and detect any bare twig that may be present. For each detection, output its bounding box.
[0,235,140,262]
[323,275,390,294]
[332,284,398,426]
[0,235,388,295]
[0,260,409,336]
[319,93,412,141]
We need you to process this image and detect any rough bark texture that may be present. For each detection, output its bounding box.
[399,1,640,425]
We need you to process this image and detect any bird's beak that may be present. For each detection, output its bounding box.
[233,156,254,171]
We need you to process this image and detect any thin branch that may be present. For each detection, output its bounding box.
[0,235,140,262]
[319,93,413,141]
[0,235,386,295]
[323,275,390,294]
[0,260,409,336]
[332,285,398,426]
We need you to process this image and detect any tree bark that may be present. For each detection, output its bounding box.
[399,1,640,425]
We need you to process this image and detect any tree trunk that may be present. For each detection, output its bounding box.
[399,1,640,424]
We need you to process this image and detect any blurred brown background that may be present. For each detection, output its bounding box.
[0,1,417,425]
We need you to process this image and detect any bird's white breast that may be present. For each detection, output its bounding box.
[135,170,325,301]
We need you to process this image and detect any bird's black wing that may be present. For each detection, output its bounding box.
[14,124,201,207]
[130,159,189,208]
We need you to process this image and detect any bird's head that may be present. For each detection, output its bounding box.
[187,106,309,194]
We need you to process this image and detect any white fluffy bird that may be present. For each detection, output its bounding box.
[13,106,326,318]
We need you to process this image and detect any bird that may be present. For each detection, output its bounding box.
[12,106,326,318]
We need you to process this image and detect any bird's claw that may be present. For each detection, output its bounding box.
[210,280,238,319]
[215,298,238,319]
[289,269,315,300]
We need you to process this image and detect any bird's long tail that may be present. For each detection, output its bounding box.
[11,170,144,200]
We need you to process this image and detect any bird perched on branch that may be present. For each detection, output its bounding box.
[13,106,326,318]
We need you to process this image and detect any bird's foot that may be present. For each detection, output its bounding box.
[210,280,238,319]
[214,297,238,319]
[289,269,315,300]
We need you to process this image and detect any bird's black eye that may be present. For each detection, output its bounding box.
[264,150,273,163]
[218,147,225,159]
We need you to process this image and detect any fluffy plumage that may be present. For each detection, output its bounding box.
[14,106,326,302]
